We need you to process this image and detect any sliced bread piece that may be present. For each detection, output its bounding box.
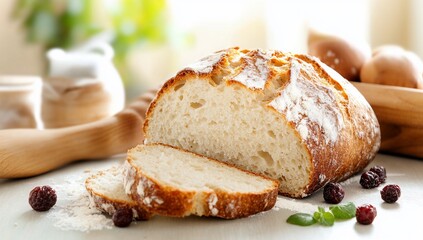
[85,166,152,220]
[123,143,279,219]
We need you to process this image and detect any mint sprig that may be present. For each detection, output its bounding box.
[313,207,335,226]
[286,202,356,227]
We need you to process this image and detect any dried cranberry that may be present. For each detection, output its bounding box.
[369,165,386,183]
[360,171,380,189]
[29,186,57,211]
[356,204,377,225]
[381,184,401,203]
[323,182,345,204]
[113,208,133,227]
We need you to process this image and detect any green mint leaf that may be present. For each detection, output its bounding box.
[329,202,356,219]
[313,207,334,226]
[287,213,317,226]
[313,211,322,222]
[321,211,335,226]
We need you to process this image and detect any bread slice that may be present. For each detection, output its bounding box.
[143,47,381,198]
[85,166,152,220]
[123,143,279,219]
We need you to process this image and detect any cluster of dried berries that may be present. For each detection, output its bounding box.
[322,165,401,226]
[359,165,401,203]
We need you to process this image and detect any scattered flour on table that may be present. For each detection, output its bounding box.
[47,172,113,232]
[273,197,317,214]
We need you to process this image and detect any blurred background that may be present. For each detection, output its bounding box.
[0,0,422,100]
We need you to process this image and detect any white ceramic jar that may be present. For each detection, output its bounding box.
[42,43,125,128]
[0,76,42,129]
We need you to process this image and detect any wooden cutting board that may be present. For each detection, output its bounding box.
[352,82,423,158]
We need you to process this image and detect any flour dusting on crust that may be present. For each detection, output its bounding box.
[269,59,344,144]
[232,50,273,89]
[208,193,219,216]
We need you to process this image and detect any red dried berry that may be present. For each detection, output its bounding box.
[356,204,377,225]
[113,208,133,228]
[323,182,345,204]
[360,171,380,189]
[29,186,57,211]
[369,165,386,183]
[381,184,401,203]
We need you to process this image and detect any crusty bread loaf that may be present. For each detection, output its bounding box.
[123,143,279,219]
[143,47,381,198]
[85,166,152,220]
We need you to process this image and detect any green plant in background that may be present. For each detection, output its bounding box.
[12,0,169,92]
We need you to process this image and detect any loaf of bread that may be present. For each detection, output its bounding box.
[143,47,381,198]
[85,166,152,220]
[123,143,279,219]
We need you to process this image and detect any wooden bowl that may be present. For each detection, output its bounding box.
[352,82,423,158]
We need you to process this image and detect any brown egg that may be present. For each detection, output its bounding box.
[308,29,371,82]
[360,45,423,89]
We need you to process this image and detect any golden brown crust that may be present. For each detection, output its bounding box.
[297,54,380,193]
[127,171,196,217]
[202,189,278,219]
[124,143,279,219]
[143,47,381,198]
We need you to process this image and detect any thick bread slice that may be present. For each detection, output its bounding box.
[143,47,381,198]
[123,143,279,219]
[85,166,152,220]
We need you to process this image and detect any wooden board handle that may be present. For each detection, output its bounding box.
[0,89,157,178]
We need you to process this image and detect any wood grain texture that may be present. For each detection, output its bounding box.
[0,89,157,178]
[352,82,423,158]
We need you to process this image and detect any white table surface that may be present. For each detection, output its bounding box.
[1,153,422,240]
